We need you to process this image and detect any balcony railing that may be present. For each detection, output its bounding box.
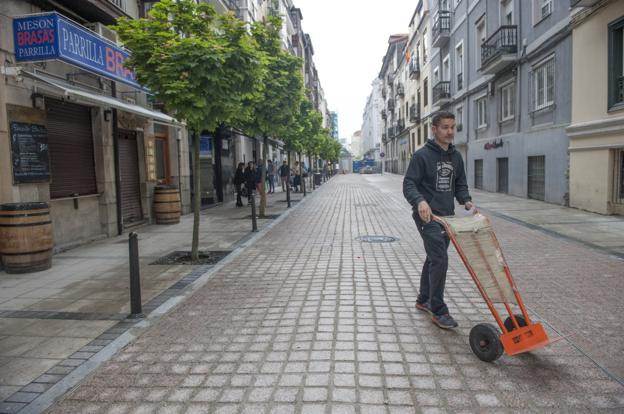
[432,11,451,47]
[397,118,405,132]
[387,99,395,111]
[570,0,601,7]
[107,0,125,10]
[396,83,405,97]
[409,105,420,123]
[457,72,463,91]
[388,127,395,138]
[432,81,451,105]
[409,57,420,79]
[481,26,517,71]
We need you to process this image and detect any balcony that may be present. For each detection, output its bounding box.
[480,26,518,74]
[409,105,420,123]
[387,99,395,111]
[570,0,601,6]
[432,11,451,47]
[432,81,451,106]
[397,118,405,132]
[381,109,387,120]
[396,83,405,98]
[409,57,420,80]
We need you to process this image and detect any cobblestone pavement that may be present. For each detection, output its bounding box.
[48,174,624,413]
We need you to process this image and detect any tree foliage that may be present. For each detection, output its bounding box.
[113,0,265,134]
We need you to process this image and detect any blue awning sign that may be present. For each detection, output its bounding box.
[13,12,140,88]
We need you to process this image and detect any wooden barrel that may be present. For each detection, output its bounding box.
[154,185,181,224]
[0,202,53,274]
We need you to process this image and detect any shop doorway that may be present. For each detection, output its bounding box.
[118,129,143,224]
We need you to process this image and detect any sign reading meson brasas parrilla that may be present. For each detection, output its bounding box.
[13,12,140,88]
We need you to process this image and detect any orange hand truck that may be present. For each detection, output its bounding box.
[433,212,560,362]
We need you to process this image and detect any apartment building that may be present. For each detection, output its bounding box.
[429,0,572,204]
[567,0,624,215]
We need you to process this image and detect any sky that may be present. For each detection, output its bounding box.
[293,0,416,142]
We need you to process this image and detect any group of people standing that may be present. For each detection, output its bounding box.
[233,160,309,208]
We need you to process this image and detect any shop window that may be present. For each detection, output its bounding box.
[155,138,168,183]
[46,99,97,198]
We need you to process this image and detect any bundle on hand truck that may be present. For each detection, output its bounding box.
[433,212,561,362]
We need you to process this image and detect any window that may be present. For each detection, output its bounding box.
[501,0,513,26]
[475,17,487,66]
[533,0,552,24]
[455,42,464,91]
[155,138,168,183]
[474,160,484,189]
[528,155,546,200]
[433,67,440,84]
[443,55,450,82]
[423,29,428,63]
[423,78,429,106]
[608,17,624,109]
[531,57,555,111]
[500,81,515,121]
[476,96,487,128]
[440,0,449,12]
[456,105,463,130]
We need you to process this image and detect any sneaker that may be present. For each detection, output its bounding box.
[415,302,432,314]
[431,313,458,329]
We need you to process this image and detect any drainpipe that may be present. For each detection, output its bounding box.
[111,81,122,235]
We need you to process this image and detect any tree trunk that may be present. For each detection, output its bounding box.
[259,135,268,217]
[286,150,291,208]
[191,130,201,262]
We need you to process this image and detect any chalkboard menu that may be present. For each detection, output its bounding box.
[10,122,50,184]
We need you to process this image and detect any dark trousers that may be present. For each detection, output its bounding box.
[235,185,243,206]
[415,217,450,316]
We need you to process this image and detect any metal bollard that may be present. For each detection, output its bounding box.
[286,183,291,208]
[128,232,144,318]
[302,175,306,197]
[250,193,258,232]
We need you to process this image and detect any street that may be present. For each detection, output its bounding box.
[45,174,624,413]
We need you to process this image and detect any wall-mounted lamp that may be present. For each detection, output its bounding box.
[104,109,112,122]
[31,93,45,110]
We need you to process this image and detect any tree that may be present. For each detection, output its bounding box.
[241,16,304,216]
[114,0,265,260]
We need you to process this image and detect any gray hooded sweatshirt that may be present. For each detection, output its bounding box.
[403,139,471,217]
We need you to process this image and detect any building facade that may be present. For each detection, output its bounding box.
[567,0,624,215]
[360,78,384,161]
[1,0,190,251]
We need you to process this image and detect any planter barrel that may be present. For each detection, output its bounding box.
[154,185,181,224]
[0,202,53,274]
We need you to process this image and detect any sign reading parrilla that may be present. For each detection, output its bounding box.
[13,12,140,88]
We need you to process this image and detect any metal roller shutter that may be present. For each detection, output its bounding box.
[45,98,97,198]
[528,155,545,201]
[118,130,143,224]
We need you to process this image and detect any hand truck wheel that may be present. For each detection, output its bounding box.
[503,314,527,332]
[469,323,504,362]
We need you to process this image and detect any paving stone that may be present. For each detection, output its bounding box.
[43,176,624,413]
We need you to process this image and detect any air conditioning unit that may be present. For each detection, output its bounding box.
[85,22,118,44]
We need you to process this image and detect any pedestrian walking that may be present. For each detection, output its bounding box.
[293,161,301,192]
[233,162,245,207]
[279,160,289,192]
[267,160,276,193]
[255,160,264,194]
[403,110,473,330]
[244,161,256,205]
[322,162,328,182]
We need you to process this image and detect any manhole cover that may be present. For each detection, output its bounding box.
[150,250,231,265]
[355,235,398,243]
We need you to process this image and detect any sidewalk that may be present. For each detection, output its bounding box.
[44,173,623,413]
[0,186,311,413]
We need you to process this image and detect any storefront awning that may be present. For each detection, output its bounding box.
[18,69,183,127]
